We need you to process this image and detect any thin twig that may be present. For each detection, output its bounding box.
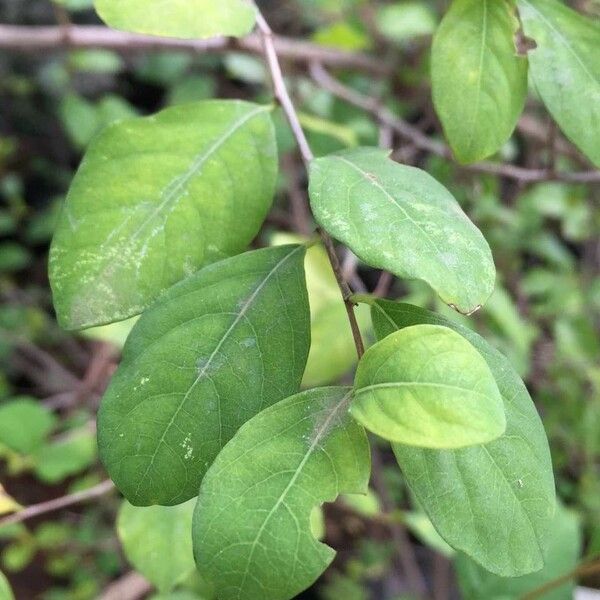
[0,25,388,74]
[0,480,115,528]
[252,6,365,359]
[309,62,600,184]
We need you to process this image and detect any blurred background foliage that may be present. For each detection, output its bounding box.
[0,0,599,598]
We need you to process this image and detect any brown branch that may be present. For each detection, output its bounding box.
[0,480,115,528]
[309,63,600,184]
[252,7,365,359]
[0,24,388,74]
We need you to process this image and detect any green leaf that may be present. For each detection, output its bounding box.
[367,299,555,576]
[456,504,580,599]
[309,148,495,315]
[193,387,370,600]
[50,100,277,330]
[0,571,13,600]
[118,500,196,592]
[98,245,310,506]
[94,0,256,40]
[352,324,506,448]
[34,429,97,484]
[0,398,56,455]
[518,0,600,167]
[432,0,527,163]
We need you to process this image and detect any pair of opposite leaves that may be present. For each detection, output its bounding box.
[433,0,600,167]
[98,253,554,600]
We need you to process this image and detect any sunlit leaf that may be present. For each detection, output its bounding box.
[368,299,555,576]
[94,0,256,39]
[50,100,277,329]
[352,324,506,448]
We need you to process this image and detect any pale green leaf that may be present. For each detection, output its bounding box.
[94,0,256,40]
[193,387,370,600]
[309,148,495,315]
[456,504,580,599]
[0,398,56,455]
[0,571,13,600]
[50,100,277,330]
[367,299,555,576]
[518,0,600,167]
[98,245,310,506]
[432,0,528,163]
[352,324,506,448]
[118,500,196,592]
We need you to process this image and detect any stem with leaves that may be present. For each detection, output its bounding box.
[253,7,365,359]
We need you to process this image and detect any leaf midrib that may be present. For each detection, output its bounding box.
[332,156,451,267]
[466,0,488,154]
[354,381,493,400]
[235,390,353,598]
[128,104,269,243]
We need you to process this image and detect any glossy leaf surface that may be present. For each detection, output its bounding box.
[352,324,506,448]
[50,100,277,329]
[95,0,256,39]
[309,148,495,315]
[432,0,527,163]
[519,0,600,167]
[193,387,370,600]
[369,300,555,576]
[98,245,310,506]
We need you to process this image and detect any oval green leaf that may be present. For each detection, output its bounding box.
[118,500,196,593]
[518,0,600,167]
[432,0,527,163]
[368,299,555,576]
[94,0,256,39]
[352,324,506,448]
[98,245,310,506]
[192,387,370,600]
[309,147,495,315]
[50,100,277,330]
